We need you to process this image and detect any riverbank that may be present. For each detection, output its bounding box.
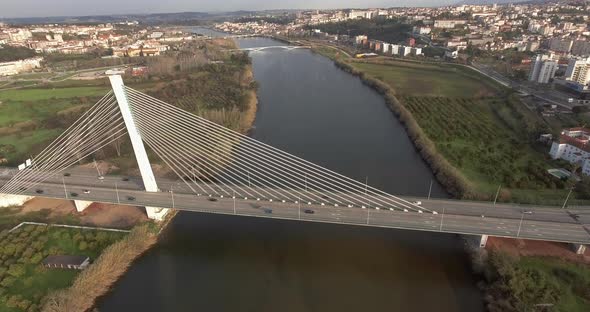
[312,44,585,205]
[326,57,473,198]
[40,220,167,311]
[465,236,590,312]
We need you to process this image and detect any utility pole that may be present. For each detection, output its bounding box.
[93,158,102,178]
[62,177,68,198]
[517,211,525,237]
[493,185,501,205]
[439,206,445,231]
[428,179,433,200]
[115,182,120,204]
[171,186,175,210]
[562,187,573,209]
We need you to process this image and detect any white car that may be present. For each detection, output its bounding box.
[83,190,90,194]
[413,201,422,206]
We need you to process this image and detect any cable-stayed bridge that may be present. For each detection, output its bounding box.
[0,73,589,253]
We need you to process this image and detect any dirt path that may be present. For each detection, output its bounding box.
[487,236,590,264]
[19,197,147,229]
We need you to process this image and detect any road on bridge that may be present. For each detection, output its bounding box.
[1,169,589,244]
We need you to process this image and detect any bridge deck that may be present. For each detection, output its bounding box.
[2,170,589,244]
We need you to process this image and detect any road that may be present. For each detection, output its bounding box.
[471,61,578,110]
[1,169,590,244]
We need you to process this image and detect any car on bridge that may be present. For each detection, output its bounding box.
[127,196,136,201]
[36,189,44,194]
[263,208,273,214]
[70,192,78,197]
[303,209,314,214]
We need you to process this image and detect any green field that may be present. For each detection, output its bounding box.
[0,224,126,311]
[351,60,502,97]
[519,257,590,311]
[0,86,108,126]
[343,58,581,203]
[484,252,590,312]
[0,86,109,165]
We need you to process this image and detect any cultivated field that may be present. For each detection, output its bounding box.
[0,224,125,311]
[351,59,501,97]
[346,58,578,204]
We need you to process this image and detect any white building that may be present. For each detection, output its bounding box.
[412,26,432,35]
[565,58,590,86]
[433,20,467,29]
[0,57,43,76]
[529,54,557,84]
[549,128,590,176]
[382,43,391,54]
[401,46,412,56]
[354,35,367,45]
[391,44,400,55]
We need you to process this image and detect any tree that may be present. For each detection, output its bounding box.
[7,264,25,278]
[78,241,88,251]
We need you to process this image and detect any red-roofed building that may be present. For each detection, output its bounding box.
[550,127,590,175]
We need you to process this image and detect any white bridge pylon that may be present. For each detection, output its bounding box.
[0,74,426,221]
[108,73,167,220]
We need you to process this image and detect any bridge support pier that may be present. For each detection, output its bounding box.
[479,235,489,248]
[108,72,168,221]
[573,244,587,255]
[73,200,93,212]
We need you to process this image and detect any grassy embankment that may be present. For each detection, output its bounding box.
[0,224,127,312]
[41,223,161,312]
[325,54,582,204]
[477,251,590,312]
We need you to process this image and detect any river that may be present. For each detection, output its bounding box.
[97,29,484,312]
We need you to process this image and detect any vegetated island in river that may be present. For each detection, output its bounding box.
[309,42,590,312]
[0,37,258,311]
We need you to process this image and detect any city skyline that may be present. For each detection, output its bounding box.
[2,0,459,18]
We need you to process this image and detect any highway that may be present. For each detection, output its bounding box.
[2,169,590,244]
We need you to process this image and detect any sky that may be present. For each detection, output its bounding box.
[0,0,455,18]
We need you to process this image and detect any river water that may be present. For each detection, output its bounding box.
[97,30,484,312]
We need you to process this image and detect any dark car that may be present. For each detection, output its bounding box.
[263,208,273,214]
[207,197,218,202]
[303,209,315,214]
[70,192,78,197]
[122,177,130,182]
[63,173,71,177]
[127,196,136,201]
[35,189,44,194]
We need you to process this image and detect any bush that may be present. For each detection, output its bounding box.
[78,241,88,251]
